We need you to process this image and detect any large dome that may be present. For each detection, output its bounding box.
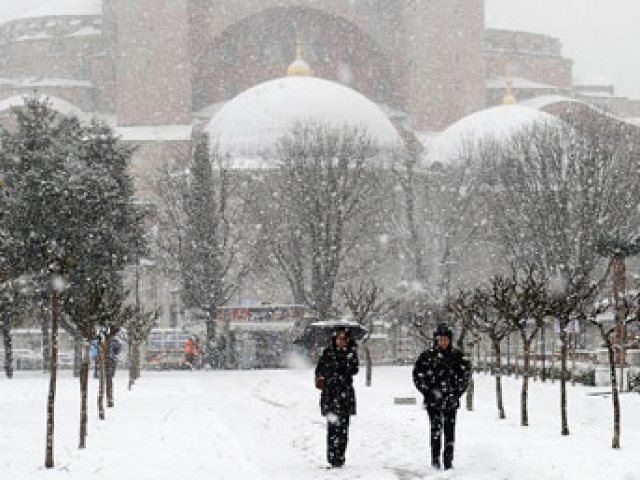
[425,105,556,168]
[206,76,402,168]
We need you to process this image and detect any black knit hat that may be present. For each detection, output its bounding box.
[434,323,453,343]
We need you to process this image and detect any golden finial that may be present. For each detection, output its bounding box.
[287,32,312,77]
[503,73,517,105]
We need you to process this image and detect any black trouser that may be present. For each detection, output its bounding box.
[426,407,457,468]
[326,415,350,466]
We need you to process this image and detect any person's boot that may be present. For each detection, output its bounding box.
[443,442,454,470]
[431,444,441,469]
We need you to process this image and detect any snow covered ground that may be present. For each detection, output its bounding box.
[1,361,639,480]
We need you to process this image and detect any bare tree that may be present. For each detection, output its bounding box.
[472,284,514,420]
[341,279,392,386]
[389,124,428,285]
[446,290,478,411]
[428,137,499,298]
[124,306,157,389]
[266,123,388,319]
[482,116,640,435]
[487,266,549,426]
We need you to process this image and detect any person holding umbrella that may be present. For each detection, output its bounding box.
[314,327,359,468]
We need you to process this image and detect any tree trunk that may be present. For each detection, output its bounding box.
[571,331,576,387]
[41,305,50,373]
[532,338,538,382]
[97,341,106,420]
[134,341,141,381]
[521,337,532,427]
[514,334,520,379]
[78,341,90,448]
[605,336,621,448]
[619,324,626,392]
[45,289,59,468]
[364,344,372,387]
[206,313,217,368]
[128,340,135,390]
[493,339,505,419]
[483,341,489,374]
[551,331,556,384]
[73,333,83,378]
[559,327,569,436]
[466,359,474,411]
[2,320,13,379]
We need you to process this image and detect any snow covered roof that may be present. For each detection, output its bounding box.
[116,125,193,142]
[518,95,591,111]
[3,0,102,24]
[425,105,556,167]
[486,77,558,91]
[0,94,86,119]
[206,76,402,168]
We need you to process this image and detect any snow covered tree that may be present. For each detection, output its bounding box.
[0,97,142,464]
[154,135,254,367]
[482,117,640,435]
[446,290,478,411]
[471,283,515,420]
[486,266,548,426]
[341,279,391,386]
[124,305,156,389]
[586,295,639,449]
[427,138,498,298]
[389,124,428,285]
[265,123,388,320]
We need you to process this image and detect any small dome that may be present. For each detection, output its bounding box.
[425,104,555,167]
[207,76,402,168]
[9,0,102,23]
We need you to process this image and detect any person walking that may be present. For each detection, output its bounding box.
[315,328,359,468]
[413,323,470,470]
[184,336,197,369]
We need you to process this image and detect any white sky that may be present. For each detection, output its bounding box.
[1,0,639,99]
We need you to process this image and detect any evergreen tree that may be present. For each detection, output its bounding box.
[0,97,143,465]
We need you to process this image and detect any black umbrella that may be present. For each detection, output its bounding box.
[293,319,367,348]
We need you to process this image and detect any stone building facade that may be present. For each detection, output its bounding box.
[1,1,638,332]
[0,0,486,131]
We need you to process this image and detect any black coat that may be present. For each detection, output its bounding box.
[315,341,359,417]
[413,345,470,411]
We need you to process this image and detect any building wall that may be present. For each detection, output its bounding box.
[189,0,485,131]
[401,0,486,130]
[0,16,105,112]
[109,0,192,126]
[485,29,573,89]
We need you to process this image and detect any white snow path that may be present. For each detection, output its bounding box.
[1,367,639,480]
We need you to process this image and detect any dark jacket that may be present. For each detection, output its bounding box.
[315,338,359,417]
[413,325,471,411]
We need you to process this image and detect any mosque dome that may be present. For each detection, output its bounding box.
[206,76,402,168]
[424,104,556,167]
